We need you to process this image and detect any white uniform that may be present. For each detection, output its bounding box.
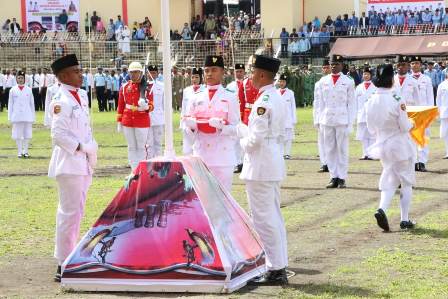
[44,83,61,127]
[8,85,35,155]
[366,88,415,222]
[393,74,419,106]
[412,72,434,164]
[186,84,239,191]
[4,74,17,88]
[181,84,203,155]
[355,81,377,158]
[278,88,297,156]
[239,84,287,271]
[48,83,97,264]
[226,80,238,93]
[147,80,165,158]
[317,73,356,180]
[436,80,448,157]
[227,80,243,166]
[313,77,326,166]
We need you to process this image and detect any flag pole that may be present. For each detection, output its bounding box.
[161,0,175,158]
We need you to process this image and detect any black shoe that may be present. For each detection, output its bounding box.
[400,220,415,230]
[415,163,420,172]
[23,153,30,158]
[284,155,291,160]
[338,179,346,188]
[366,157,374,160]
[249,268,288,285]
[359,156,368,160]
[17,154,22,158]
[443,156,448,160]
[318,165,329,173]
[323,165,329,172]
[233,164,243,173]
[374,209,390,232]
[419,163,427,172]
[54,265,61,282]
[326,178,339,188]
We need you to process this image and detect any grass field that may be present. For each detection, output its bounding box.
[1,107,448,299]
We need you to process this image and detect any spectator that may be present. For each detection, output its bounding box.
[312,16,321,29]
[121,25,131,54]
[310,29,321,55]
[433,9,442,26]
[143,17,153,38]
[84,12,89,32]
[444,8,448,25]
[421,8,432,24]
[2,19,10,33]
[106,19,116,41]
[359,12,369,35]
[424,61,439,103]
[204,15,216,38]
[324,15,333,27]
[115,15,123,31]
[10,18,21,34]
[348,65,361,86]
[319,25,331,55]
[369,11,380,35]
[90,11,99,31]
[288,36,300,65]
[58,9,68,31]
[280,27,289,58]
[191,15,204,37]
[334,15,343,36]
[171,29,182,40]
[96,17,105,33]
[342,14,349,35]
[349,11,359,27]
[298,34,311,63]
[408,12,419,33]
[255,14,261,31]
[385,12,395,34]
[181,22,192,40]
[290,28,299,39]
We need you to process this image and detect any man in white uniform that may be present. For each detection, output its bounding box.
[313,59,331,172]
[355,67,377,160]
[277,73,297,159]
[184,55,240,192]
[238,55,288,285]
[181,67,203,155]
[317,55,356,188]
[48,54,98,282]
[436,73,448,159]
[410,56,434,172]
[8,71,35,158]
[44,81,61,128]
[146,65,165,158]
[366,64,416,232]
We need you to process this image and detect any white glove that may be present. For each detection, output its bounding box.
[209,117,224,129]
[87,152,97,168]
[138,98,149,110]
[184,117,197,130]
[236,123,249,138]
[117,123,123,133]
[80,140,98,155]
[346,125,353,135]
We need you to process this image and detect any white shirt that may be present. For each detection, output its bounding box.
[27,73,41,89]
[39,73,55,89]
[412,72,434,106]
[44,83,61,127]
[436,79,448,119]
[355,81,377,124]
[393,74,419,106]
[148,81,165,126]
[278,88,297,128]
[8,85,35,123]
[4,74,17,88]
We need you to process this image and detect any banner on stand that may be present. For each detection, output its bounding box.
[25,0,80,32]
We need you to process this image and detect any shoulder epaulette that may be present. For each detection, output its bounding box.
[392,94,401,102]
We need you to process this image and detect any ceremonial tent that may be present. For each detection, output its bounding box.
[61,157,266,293]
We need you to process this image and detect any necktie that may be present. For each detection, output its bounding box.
[280,89,286,96]
[332,74,340,85]
[69,90,81,105]
[364,82,371,89]
[399,76,405,86]
[208,88,217,100]
[414,73,421,79]
[32,75,35,87]
[43,76,47,87]
[193,85,200,92]
[18,86,24,91]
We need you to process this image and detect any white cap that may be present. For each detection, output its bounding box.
[128,61,143,72]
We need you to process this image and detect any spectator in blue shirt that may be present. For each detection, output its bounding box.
[424,62,440,103]
[432,9,442,26]
[385,12,395,34]
[280,27,290,58]
[334,15,343,36]
[115,15,124,31]
[319,26,331,56]
[349,12,359,27]
[369,12,380,35]
[110,70,119,110]
[312,16,321,30]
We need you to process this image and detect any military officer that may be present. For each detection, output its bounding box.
[48,54,98,282]
[237,55,288,285]
[436,72,448,159]
[410,55,433,172]
[355,66,377,160]
[277,73,297,159]
[116,61,153,170]
[8,71,35,158]
[172,65,184,110]
[365,64,416,232]
[146,65,165,158]
[181,67,203,155]
[313,59,331,172]
[317,55,356,188]
[184,55,240,192]
[94,67,107,112]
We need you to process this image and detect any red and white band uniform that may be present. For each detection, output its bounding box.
[277,87,297,156]
[185,84,240,191]
[238,78,259,125]
[116,80,153,170]
[355,80,377,158]
[436,78,448,157]
[181,84,203,155]
[147,80,165,158]
[238,84,288,271]
[317,72,356,180]
[8,84,35,156]
[48,83,98,265]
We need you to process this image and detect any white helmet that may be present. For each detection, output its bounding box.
[128,61,143,72]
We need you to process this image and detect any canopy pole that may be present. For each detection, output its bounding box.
[161,0,175,158]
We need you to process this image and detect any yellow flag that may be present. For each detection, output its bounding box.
[407,106,439,148]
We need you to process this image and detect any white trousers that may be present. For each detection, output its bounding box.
[54,174,92,264]
[379,157,415,191]
[234,139,243,165]
[208,165,234,192]
[12,122,32,140]
[182,130,194,155]
[283,128,294,156]
[441,119,448,156]
[323,125,349,179]
[317,126,326,165]
[148,125,164,158]
[123,126,150,170]
[245,180,288,271]
[417,128,430,163]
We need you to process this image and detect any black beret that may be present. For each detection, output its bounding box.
[191,67,203,75]
[279,73,288,81]
[51,54,79,74]
[396,55,409,63]
[322,59,330,66]
[16,71,25,78]
[252,55,281,74]
[428,61,435,65]
[363,67,372,74]
[330,54,344,64]
[374,64,395,87]
[410,55,422,63]
[235,63,245,70]
[147,65,158,72]
[204,55,224,68]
